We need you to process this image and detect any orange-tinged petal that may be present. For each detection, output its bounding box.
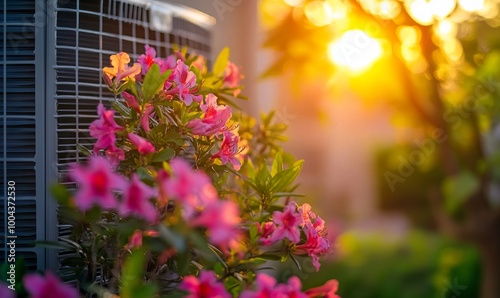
[102,66,117,79]
[116,62,141,82]
[110,52,131,74]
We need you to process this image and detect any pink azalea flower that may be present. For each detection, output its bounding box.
[137,45,157,75]
[162,158,218,219]
[271,202,303,243]
[122,91,140,112]
[300,203,326,236]
[157,55,177,89]
[312,216,326,236]
[128,133,155,155]
[126,230,143,249]
[0,283,14,298]
[157,54,177,73]
[89,103,123,154]
[119,174,158,223]
[191,55,207,73]
[211,130,242,170]
[223,61,242,97]
[102,52,141,82]
[300,203,315,225]
[104,145,125,166]
[257,221,276,246]
[305,279,341,298]
[240,273,277,298]
[187,94,231,136]
[275,276,307,298]
[191,200,241,246]
[179,271,230,298]
[242,274,308,298]
[69,156,127,211]
[171,60,202,106]
[295,223,330,271]
[139,104,155,132]
[23,271,79,298]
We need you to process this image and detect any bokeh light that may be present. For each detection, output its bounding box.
[304,1,335,27]
[406,0,434,25]
[430,0,456,19]
[284,0,304,7]
[405,0,455,25]
[328,30,383,73]
[459,0,485,12]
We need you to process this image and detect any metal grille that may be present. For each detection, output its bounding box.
[0,0,46,271]
[45,0,213,279]
[1,0,213,277]
[53,0,212,178]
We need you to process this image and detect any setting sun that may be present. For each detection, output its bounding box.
[328,30,383,73]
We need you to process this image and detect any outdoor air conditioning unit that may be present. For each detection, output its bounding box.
[0,0,214,278]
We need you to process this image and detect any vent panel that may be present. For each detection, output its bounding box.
[1,0,43,271]
[3,0,213,277]
[2,119,36,158]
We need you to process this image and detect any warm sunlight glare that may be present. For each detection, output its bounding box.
[328,30,383,73]
[284,0,304,7]
[260,0,291,28]
[406,0,434,25]
[430,0,456,19]
[436,20,457,39]
[459,0,485,12]
[405,0,455,25]
[304,1,335,26]
[379,0,401,19]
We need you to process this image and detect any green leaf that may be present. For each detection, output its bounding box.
[131,284,159,298]
[142,64,171,102]
[249,224,258,242]
[158,225,186,252]
[442,171,480,214]
[112,100,131,117]
[289,254,302,271]
[214,262,225,275]
[271,152,283,177]
[137,167,155,184]
[126,78,140,98]
[51,184,71,205]
[255,163,270,191]
[257,253,282,261]
[272,192,305,199]
[121,249,146,298]
[203,76,223,89]
[262,111,276,127]
[189,232,217,263]
[215,94,241,109]
[76,144,92,157]
[236,258,267,270]
[270,160,304,193]
[35,240,77,251]
[213,47,230,76]
[152,148,175,162]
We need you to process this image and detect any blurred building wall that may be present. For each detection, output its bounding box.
[168,0,400,225]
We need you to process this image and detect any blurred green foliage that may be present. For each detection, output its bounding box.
[375,145,444,230]
[299,230,480,298]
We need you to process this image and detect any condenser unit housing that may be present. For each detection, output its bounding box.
[1,0,213,277]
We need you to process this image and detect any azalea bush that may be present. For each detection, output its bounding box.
[2,46,339,298]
